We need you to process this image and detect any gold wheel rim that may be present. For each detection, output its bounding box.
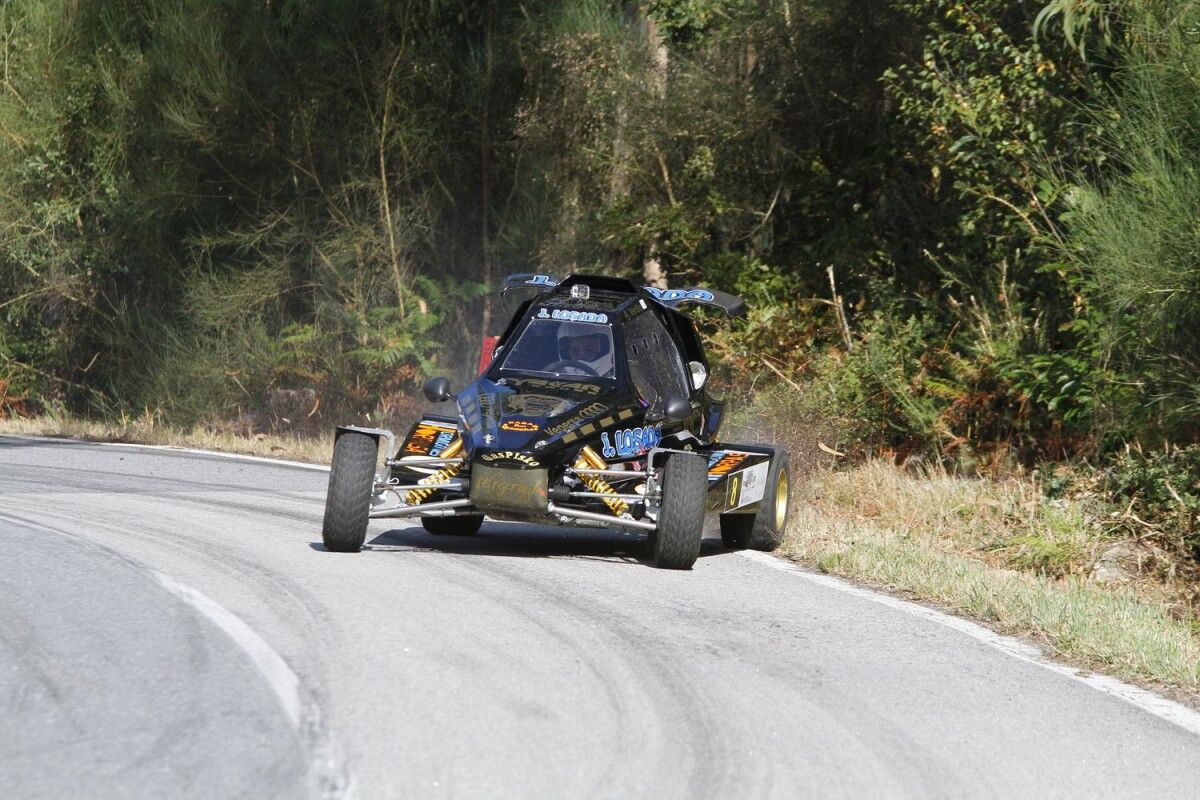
[775,468,789,530]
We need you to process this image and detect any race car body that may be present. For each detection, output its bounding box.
[321,274,790,569]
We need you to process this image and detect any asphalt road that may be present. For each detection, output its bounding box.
[2,435,1200,799]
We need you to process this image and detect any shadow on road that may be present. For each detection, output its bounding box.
[309,522,729,566]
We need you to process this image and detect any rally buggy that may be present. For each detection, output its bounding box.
[320,273,790,570]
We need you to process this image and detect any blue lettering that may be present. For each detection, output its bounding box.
[601,425,662,459]
[430,431,455,457]
[643,287,715,303]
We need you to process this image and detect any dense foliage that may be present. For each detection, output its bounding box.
[1,0,1197,480]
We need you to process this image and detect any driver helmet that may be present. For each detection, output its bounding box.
[556,322,613,377]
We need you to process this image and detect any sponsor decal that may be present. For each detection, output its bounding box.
[727,461,769,509]
[429,431,455,456]
[601,425,661,459]
[471,464,548,512]
[537,308,550,318]
[404,422,457,455]
[513,378,601,396]
[644,286,716,303]
[525,274,556,286]
[466,392,493,431]
[545,401,606,436]
[501,393,575,417]
[706,451,749,481]
[479,450,541,467]
[550,309,608,324]
[500,419,540,432]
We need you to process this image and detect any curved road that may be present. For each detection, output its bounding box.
[2,435,1200,798]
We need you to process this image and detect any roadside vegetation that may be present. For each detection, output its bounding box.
[2,2,1199,694]
[0,412,333,463]
[785,458,1200,697]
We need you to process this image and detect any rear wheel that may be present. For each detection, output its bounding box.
[720,449,791,552]
[322,431,378,553]
[422,514,484,536]
[652,453,707,570]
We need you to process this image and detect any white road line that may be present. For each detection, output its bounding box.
[153,570,304,726]
[153,570,356,800]
[737,549,1200,737]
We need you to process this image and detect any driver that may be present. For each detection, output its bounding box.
[555,322,613,377]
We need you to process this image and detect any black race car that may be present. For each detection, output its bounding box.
[320,273,790,569]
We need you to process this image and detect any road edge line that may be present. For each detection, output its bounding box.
[736,549,1200,738]
[152,570,356,800]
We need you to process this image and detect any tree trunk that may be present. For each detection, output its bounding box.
[642,9,668,289]
[643,240,667,289]
[479,0,495,342]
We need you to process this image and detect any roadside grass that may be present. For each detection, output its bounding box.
[788,462,1200,698]
[0,413,332,464]
[6,412,1200,700]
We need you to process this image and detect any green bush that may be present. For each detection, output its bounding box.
[1104,445,1200,556]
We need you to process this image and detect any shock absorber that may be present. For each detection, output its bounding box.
[405,437,465,505]
[573,445,629,516]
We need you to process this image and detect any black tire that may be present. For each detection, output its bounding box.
[321,431,378,553]
[422,514,484,535]
[652,452,708,570]
[720,448,791,551]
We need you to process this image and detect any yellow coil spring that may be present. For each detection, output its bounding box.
[575,445,628,516]
[405,437,464,505]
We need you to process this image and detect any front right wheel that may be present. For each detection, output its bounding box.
[652,452,708,570]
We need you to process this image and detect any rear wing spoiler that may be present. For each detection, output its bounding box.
[643,286,746,317]
[500,273,745,316]
[501,273,559,295]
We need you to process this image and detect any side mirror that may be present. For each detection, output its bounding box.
[688,360,707,391]
[423,376,454,404]
[663,395,691,423]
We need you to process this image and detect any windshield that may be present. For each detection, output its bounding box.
[496,317,616,379]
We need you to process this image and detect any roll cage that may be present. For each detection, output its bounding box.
[489,275,709,403]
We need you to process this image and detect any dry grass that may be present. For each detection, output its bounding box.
[787,461,1200,698]
[0,413,333,464]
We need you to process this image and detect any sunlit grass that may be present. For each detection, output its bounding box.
[786,462,1200,696]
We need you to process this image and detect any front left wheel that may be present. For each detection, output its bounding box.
[652,452,708,570]
[321,431,378,552]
